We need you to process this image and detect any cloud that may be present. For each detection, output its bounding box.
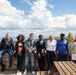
[20,0,33,6]
[48,4,54,9]
[0,0,27,29]
[0,0,76,38]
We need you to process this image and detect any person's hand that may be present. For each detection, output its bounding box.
[12,50,15,53]
[18,52,21,56]
[45,50,46,54]
[28,50,32,54]
[38,53,41,58]
[69,53,72,56]
[13,51,16,53]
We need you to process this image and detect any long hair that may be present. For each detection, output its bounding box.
[17,34,25,42]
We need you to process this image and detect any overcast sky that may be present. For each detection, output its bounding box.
[0,0,76,39]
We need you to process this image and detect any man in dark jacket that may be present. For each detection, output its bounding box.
[0,33,14,72]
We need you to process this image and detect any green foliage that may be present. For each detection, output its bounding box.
[67,32,72,42]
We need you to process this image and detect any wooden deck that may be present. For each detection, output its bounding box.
[50,61,76,75]
[0,70,59,75]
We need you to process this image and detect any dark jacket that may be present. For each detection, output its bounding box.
[15,42,25,55]
[0,37,14,51]
[36,40,46,55]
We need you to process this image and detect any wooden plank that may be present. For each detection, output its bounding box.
[62,61,76,75]
[69,61,76,68]
[66,61,76,73]
[49,65,57,75]
[54,62,66,75]
[58,62,71,75]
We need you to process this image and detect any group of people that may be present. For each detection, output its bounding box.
[0,33,76,75]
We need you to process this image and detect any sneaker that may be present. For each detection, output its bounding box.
[19,72,22,75]
[16,72,19,75]
[2,65,5,72]
[23,69,27,74]
[48,70,50,74]
[32,71,35,74]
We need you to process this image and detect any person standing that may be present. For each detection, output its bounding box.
[36,35,46,71]
[46,35,57,74]
[56,33,68,61]
[15,35,26,75]
[0,33,14,72]
[68,36,76,63]
[24,33,36,74]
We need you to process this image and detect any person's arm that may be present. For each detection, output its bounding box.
[36,41,40,55]
[24,40,30,52]
[66,42,69,54]
[72,43,76,54]
[55,47,58,54]
[68,43,71,54]
[54,40,57,52]
[55,41,58,54]
[36,41,41,58]
[46,40,48,54]
[15,42,17,53]
[44,42,46,53]
[0,38,5,49]
[31,41,36,52]
[11,38,14,52]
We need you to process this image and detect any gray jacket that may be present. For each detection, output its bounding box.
[25,38,36,53]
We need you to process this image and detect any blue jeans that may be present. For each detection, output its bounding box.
[0,49,12,67]
[47,51,55,70]
[25,53,35,71]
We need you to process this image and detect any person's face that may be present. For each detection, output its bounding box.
[60,36,64,40]
[39,36,43,41]
[19,36,23,41]
[6,33,10,39]
[71,37,75,42]
[30,34,34,40]
[49,36,53,41]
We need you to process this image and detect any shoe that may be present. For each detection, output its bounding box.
[19,72,22,75]
[16,70,19,75]
[32,71,35,74]
[23,69,27,74]
[2,65,5,72]
[16,72,19,75]
[48,70,50,74]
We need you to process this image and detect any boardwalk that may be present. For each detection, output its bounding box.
[0,70,58,75]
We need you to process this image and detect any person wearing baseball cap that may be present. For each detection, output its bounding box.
[56,33,68,61]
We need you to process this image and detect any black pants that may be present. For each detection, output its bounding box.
[38,54,45,71]
[58,53,67,61]
[47,51,55,70]
[17,55,23,71]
